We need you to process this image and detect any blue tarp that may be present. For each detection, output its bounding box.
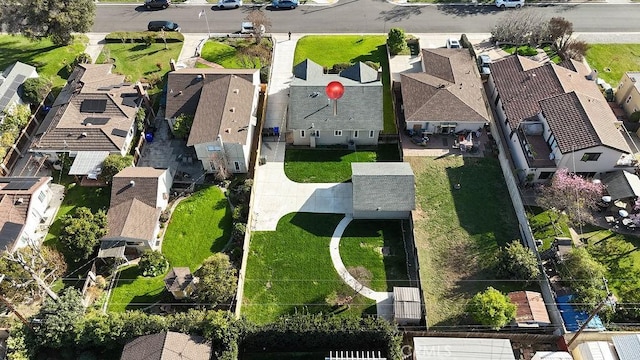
[557,294,606,332]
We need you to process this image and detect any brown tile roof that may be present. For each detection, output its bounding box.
[106,167,165,241]
[165,68,258,145]
[164,267,197,292]
[508,291,551,324]
[32,64,141,153]
[121,331,211,360]
[491,55,631,154]
[400,49,490,123]
[0,177,50,251]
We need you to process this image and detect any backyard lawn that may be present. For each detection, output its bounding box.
[284,144,400,183]
[96,40,182,83]
[340,220,409,292]
[108,186,232,311]
[585,44,640,87]
[407,156,521,326]
[243,213,376,324]
[293,35,396,134]
[528,208,571,250]
[200,38,272,69]
[0,34,88,91]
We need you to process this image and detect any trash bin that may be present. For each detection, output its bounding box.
[145,133,154,143]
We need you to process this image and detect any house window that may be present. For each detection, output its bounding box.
[353,130,359,138]
[207,145,221,151]
[581,153,601,162]
[627,96,633,104]
[38,191,46,203]
[234,161,240,171]
[369,130,375,138]
[300,130,306,138]
[334,130,342,136]
[538,171,555,180]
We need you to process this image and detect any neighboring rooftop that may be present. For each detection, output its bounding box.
[164,267,197,293]
[601,170,640,200]
[120,331,211,360]
[413,337,516,360]
[507,291,551,325]
[33,64,142,153]
[351,162,415,213]
[0,61,37,113]
[0,177,50,251]
[400,48,490,124]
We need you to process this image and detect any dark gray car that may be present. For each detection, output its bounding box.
[147,21,180,31]
[145,0,171,9]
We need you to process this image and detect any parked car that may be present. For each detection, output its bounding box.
[147,21,180,32]
[272,0,298,9]
[218,0,242,8]
[240,21,265,34]
[495,0,524,8]
[477,54,492,79]
[446,38,461,49]
[144,0,170,9]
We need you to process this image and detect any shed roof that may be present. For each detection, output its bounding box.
[393,287,421,321]
[68,151,110,175]
[164,267,197,292]
[351,163,415,212]
[413,337,516,360]
[121,331,211,360]
[507,291,551,324]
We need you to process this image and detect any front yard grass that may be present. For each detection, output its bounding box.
[284,144,400,183]
[108,186,232,311]
[0,35,88,92]
[407,156,521,326]
[585,44,640,87]
[200,38,272,69]
[293,35,396,134]
[340,220,409,292]
[96,40,182,83]
[243,213,376,324]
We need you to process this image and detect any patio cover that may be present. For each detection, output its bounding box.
[97,240,126,259]
[69,151,109,176]
[601,170,640,201]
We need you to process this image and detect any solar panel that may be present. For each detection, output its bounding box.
[14,74,26,83]
[3,179,38,190]
[0,222,23,251]
[80,99,107,113]
[122,96,138,108]
[0,95,11,109]
[83,117,110,125]
[111,129,128,137]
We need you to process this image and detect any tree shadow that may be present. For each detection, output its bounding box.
[377,6,423,23]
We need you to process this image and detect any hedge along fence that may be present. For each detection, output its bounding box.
[459,34,477,59]
[104,31,185,44]
[240,315,404,360]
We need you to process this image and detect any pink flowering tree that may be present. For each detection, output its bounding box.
[628,198,640,225]
[538,169,604,225]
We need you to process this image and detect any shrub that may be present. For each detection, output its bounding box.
[139,250,169,277]
[387,28,407,56]
[172,114,194,139]
[459,33,476,59]
[260,66,270,83]
[105,31,184,43]
[364,61,380,71]
[630,111,640,123]
[231,222,246,243]
[330,62,351,74]
[100,154,133,183]
[20,77,52,105]
[232,204,248,223]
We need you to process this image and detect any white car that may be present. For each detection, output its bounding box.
[495,0,524,8]
[218,0,242,8]
[446,38,461,49]
[240,22,265,34]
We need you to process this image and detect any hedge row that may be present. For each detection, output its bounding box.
[105,31,184,43]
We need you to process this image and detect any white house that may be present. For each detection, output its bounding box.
[98,167,172,259]
[165,68,260,174]
[488,55,636,183]
[30,64,145,163]
[0,177,53,253]
[0,61,39,121]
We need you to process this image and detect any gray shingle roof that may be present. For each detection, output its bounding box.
[289,60,383,132]
[121,331,211,360]
[401,49,489,123]
[340,62,379,83]
[293,59,324,80]
[0,61,37,112]
[601,170,640,200]
[351,163,415,212]
[490,55,631,154]
[164,267,196,292]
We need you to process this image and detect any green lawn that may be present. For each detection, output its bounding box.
[0,35,88,91]
[407,156,522,326]
[96,40,182,83]
[200,38,271,69]
[501,44,538,57]
[294,35,396,134]
[243,213,376,324]
[284,144,400,183]
[585,44,640,87]
[108,186,232,311]
[340,220,409,292]
[529,208,571,250]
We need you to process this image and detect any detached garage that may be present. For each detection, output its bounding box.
[351,162,415,219]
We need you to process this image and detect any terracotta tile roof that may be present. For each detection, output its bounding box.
[491,55,630,154]
[121,331,211,360]
[508,291,551,324]
[33,64,141,153]
[400,49,490,123]
[164,267,197,292]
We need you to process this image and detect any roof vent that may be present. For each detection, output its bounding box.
[230,107,235,113]
[225,128,231,133]
[129,180,135,187]
[16,198,24,205]
[233,89,239,94]
[81,132,88,138]
[178,91,183,96]
[196,74,203,80]
[85,123,92,126]
[438,84,446,89]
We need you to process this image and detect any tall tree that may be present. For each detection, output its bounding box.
[559,247,608,309]
[30,287,85,350]
[387,28,407,55]
[467,287,516,329]
[548,17,573,52]
[1,245,66,302]
[59,207,108,262]
[0,0,95,45]
[245,10,271,45]
[100,154,133,183]
[538,169,604,225]
[496,240,540,284]
[194,253,238,307]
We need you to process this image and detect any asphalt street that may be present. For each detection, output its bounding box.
[93,2,640,34]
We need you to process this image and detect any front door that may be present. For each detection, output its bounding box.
[413,124,422,132]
